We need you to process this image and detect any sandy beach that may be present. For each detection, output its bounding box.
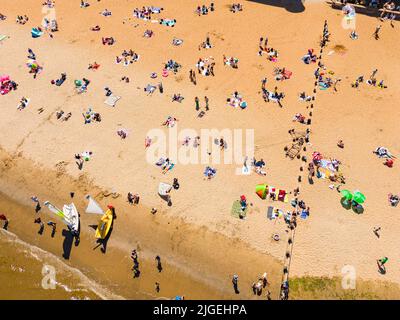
[1,0,400,300]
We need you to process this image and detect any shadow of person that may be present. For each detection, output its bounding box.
[247,0,305,13]
[62,229,74,260]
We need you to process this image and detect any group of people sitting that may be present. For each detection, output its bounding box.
[293,113,307,124]
[299,91,312,102]
[100,9,112,17]
[88,62,100,70]
[117,129,129,139]
[80,1,90,8]
[159,18,176,27]
[261,80,285,106]
[82,108,101,124]
[17,97,29,111]
[102,37,115,45]
[252,157,267,176]
[155,158,175,174]
[51,73,67,86]
[196,3,215,15]
[204,166,217,179]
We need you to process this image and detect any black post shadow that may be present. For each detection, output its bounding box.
[62,229,74,260]
[247,0,305,13]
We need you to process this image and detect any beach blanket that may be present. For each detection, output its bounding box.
[104,95,121,107]
[231,200,248,218]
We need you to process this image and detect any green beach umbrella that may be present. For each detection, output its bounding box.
[353,191,366,204]
[340,189,353,200]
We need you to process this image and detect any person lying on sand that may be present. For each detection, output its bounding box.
[230,3,243,13]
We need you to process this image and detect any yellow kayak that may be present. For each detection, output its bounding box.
[95,208,113,239]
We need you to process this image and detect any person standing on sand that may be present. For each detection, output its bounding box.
[204,96,209,111]
[373,25,382,40]
[155,282,160,293]
[195,96,200,111]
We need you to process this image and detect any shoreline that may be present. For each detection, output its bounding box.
[0,147,284,299]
